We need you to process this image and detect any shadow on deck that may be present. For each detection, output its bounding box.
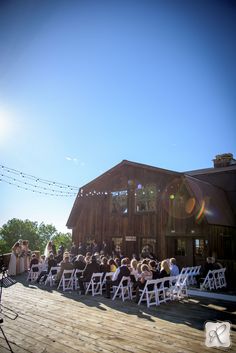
[1,274,236,353]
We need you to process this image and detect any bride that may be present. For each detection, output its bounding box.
[44,241,53,258]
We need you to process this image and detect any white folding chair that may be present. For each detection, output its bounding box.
[180,267,189,276]
[57,269,74,291]
[112,276,131,302]
[213,268,227,289]
[196,265,201,275]
[45,266,60,287]
[85,272,104,296]
[102,271,114,291]
[27,264,40,282]
[218,268,227,288]
[200,270,215,290]
[170,274,188,300]
[137,279,159,307]
[73,269,83,290]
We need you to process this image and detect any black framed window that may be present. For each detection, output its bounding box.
[175,239,186,256]
[135,184,156,212]
[111,190,128,214]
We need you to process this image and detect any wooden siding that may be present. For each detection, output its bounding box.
[68,161,236,275]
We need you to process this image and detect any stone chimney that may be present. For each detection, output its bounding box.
[213,153,236,168]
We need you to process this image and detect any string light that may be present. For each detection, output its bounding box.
[0,164,165,200]
[0,177,75,197]
[0,164,78,190]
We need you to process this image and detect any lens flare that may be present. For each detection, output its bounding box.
[195,200,205,224]
[185,197,196,214]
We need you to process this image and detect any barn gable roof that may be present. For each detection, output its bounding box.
[67,160,236,229]
[66,160,181,228]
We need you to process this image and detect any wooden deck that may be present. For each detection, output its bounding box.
[0,274,235,353]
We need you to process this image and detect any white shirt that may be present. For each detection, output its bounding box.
[170,264,179,276]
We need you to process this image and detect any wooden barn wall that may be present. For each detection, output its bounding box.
[70,164,236,261]
[71,165,181,258]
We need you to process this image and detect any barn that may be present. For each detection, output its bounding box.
[67,155,236,272]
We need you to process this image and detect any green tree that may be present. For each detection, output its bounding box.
[0,218,72,255]
[38,222,57,253]
[0,218,38,252]
[52,232,72,252]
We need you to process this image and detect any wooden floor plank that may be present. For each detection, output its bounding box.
[1,275,235,353]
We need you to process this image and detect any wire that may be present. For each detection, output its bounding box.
[0,165,79,190]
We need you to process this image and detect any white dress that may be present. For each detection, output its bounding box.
[8,251,17,276]
[44,243,52,258]
[19,254,25,274]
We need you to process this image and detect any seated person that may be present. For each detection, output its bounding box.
[78,255,101,294]
[130,259,139,282]
[100,257,110,273]
[29,253,39,270]
[55,253,74,283]
[108,258,117,272]
[169,258,179,277]
[149,260,159,279]
[55,249,63,264]
[37,253,57,283]
[134,264,153,302]
[201,257,215,278]
[105,258,131,299]
[73,254,86,270]
[159,260,171,278]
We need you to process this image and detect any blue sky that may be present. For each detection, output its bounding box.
[0,0,235,233]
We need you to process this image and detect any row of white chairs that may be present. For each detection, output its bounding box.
[26,265,83,289]
[108,274,188,307]
[27,266,188,308]
[180,266,201,286]
[57,270,114,292]
[137,274,188,307]
[200,268,227,290]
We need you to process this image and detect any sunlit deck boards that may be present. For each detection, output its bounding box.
[1,275,236,353]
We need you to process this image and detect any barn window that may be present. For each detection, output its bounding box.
[194,239,205,256]
[175,239,186,256]
[111,190,128,214]
[135,184,156,212]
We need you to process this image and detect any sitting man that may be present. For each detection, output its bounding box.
[169,258,179,277]
[105,258,130,298]
[78,255,100,294]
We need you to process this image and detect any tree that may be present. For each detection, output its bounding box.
[38,222,57,253]
[52,232,72,252]
[0,218,71,255]
[0,218,38,252]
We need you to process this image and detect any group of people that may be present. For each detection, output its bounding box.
[31,247,180,298]
[8,238,223,299]
[8,240,31,276]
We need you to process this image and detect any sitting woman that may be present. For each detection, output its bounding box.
[108,258,117,272]
[149,260,159,279]
[158,259,171,288]
[29,253,39,269]
[130,259,139,282]
[134,264,153,302]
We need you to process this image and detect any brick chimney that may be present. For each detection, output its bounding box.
[213,153,236,168]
